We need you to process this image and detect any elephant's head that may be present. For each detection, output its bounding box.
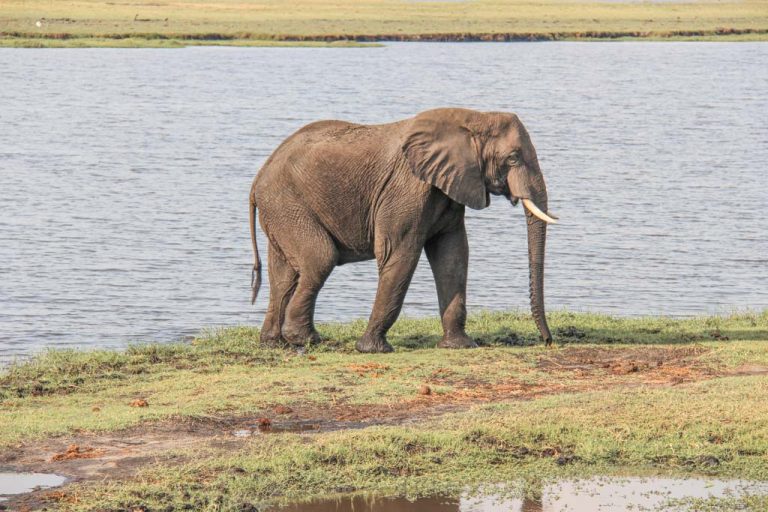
[403,108,557,344]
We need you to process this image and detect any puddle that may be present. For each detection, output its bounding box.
[268,477,768,511]
[543,476,768,510]
[0,472,67,502]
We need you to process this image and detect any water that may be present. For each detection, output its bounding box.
[0,472,66,502]
[269,477,768,511]
[1,43,766,361]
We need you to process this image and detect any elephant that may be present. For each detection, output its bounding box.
[249,108,557,353]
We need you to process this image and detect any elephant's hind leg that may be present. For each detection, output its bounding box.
[261,243,298,345]
[281,224,338,346]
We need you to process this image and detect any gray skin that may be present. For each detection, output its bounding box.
[249,108,554,353]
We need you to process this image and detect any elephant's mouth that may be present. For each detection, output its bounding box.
[503,190,520,206]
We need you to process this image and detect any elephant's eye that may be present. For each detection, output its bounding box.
[507,152,522,166]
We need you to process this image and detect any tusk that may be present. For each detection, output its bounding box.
[522,198,558,224]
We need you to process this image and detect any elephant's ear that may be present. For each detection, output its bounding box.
[402,114,488,210]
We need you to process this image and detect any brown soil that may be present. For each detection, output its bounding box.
[536,345,715,384]
[128,398,149,408]
[348,362,390,378]
[2,345,765,510]
[50,444,105,462]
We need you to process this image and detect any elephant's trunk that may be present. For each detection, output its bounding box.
[507,164,554,345]
[526,212,552,345]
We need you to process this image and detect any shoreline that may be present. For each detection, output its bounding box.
[2,28,767,48]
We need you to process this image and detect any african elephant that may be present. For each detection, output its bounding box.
[249,108,557,353]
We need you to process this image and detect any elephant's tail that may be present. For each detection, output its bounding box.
[249,189,262,305]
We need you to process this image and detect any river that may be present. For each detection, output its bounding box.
[1,42,766,361]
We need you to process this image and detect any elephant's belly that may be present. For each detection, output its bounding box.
[337,248,375,265]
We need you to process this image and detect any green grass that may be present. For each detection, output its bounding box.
[2,311,767,510]
[0,310,766,444]
[3,310,765,401]
[58,374,768,510]
[1,0,767,47]
[668,495,768,511]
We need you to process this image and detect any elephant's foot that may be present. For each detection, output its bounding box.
[259,330,284,346]
[282,323,322,346]
[356,332,394,353]
[437,333,477,349]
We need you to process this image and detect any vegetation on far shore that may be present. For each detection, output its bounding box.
[1,0,767,47]
[2,311,768,510]
[0,37,378,49]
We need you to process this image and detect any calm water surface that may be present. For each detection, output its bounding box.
[1,43,766,361]
[0,472,66,502]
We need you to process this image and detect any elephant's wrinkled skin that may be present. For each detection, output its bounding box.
[250,108,556,353]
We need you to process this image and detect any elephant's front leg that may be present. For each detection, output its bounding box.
[357,244,422,353]
[425,223,476,349]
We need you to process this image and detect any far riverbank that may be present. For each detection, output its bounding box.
[2,0,767,47]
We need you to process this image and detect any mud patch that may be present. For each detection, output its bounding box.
[0,414,373,499]
[0,416,234,508]
[537,345,714,384]
[232,419,323,436]
[50,444,105,462]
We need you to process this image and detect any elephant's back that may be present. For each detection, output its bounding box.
[254,119,402,256]
[255,119,392,186]
[293,119,363,141]
[255,120,354,191]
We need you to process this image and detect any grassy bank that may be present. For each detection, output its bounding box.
[1,311,767,510]
[1,0,767,47]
